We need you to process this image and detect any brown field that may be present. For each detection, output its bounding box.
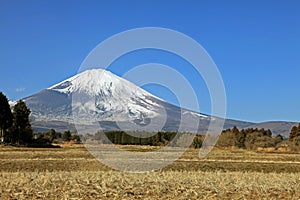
[0,145,300,199]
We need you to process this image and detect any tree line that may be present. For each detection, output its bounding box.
[85,130,203,148]
[85,128,283,150]
[216,126,284,150]
[33,129,81,147]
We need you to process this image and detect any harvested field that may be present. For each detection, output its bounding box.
[0,145,300,199]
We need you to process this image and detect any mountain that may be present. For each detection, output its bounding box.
[25,69,161,123]
[19,69,254,133]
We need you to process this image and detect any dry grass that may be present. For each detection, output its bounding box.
[0,171,300,199]
[0,145,300,199]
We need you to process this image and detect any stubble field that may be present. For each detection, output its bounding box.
[0,145,300,199]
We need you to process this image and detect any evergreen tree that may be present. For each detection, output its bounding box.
[0,92,13,142]
[62,130,72,141]
[232,126,239,134]
[289,125,298,141]
[10,100,33,144]
[235,129,246,148]
[274,134,284,145]
[265,129,272,137]
[45,129,56,143]
[289,124,300,141]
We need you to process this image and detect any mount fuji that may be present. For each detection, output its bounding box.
[20,69,254,133]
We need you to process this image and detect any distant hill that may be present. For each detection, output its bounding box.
[245,121,298,138]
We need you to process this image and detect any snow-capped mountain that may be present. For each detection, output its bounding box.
[49,69,161,122]
[21,69,253,133]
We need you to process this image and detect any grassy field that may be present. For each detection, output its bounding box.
[0,145,300,199]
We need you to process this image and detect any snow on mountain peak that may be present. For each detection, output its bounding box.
[47,69,162,122]
[49,69,151,97]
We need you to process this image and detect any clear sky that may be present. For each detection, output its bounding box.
[0,0,300,123]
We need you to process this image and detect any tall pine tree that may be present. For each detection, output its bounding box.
[289,123,300,141]
[10,100,33,144]
[0,92,13,142]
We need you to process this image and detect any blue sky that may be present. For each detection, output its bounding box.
[0,0,300,122]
